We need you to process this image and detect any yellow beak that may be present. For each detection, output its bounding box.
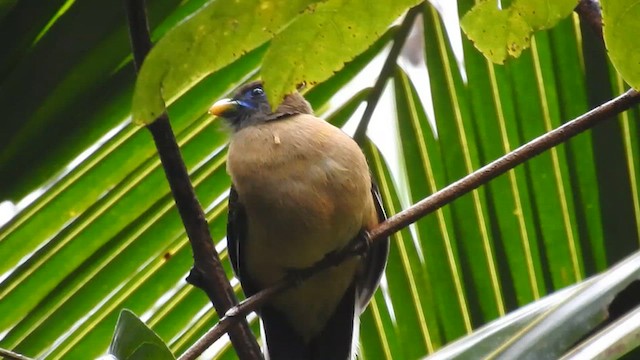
[208,98,239,117]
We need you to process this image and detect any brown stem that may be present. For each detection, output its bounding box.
[123,0,262,358]
[353,4,424,143]
[575,0,603,40]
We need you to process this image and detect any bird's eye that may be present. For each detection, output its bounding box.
[251,87,264,97]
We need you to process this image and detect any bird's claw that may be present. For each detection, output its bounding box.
[358,230,372,254]
[284,267,311,286]
[283,234,371,287]
[284,248,343,286]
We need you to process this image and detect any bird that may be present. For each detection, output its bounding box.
[209,81,389,360]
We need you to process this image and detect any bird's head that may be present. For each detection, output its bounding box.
[208,81,313,132]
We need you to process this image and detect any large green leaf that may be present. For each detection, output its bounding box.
[0,0,184,200]
[132,0,322,124]
[261,0,421,106]
[602,0,640,89]
[460,0,578,63]
[109,310,174,360]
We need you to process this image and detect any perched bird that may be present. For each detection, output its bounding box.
[209,81,389,360]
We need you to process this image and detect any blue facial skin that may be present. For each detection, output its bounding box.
[235,86,267,111]
[217,84,273,131]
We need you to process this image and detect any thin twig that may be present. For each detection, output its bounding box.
[353,4,424,143]
[123,0,262,358]
[179,90,640,360]
[0,348,33,360]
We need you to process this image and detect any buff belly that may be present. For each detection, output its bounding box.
[227,115,374,340]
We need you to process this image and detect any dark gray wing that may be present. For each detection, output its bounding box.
[229,186,324,358]
[356,182,390,310]
[227,185,259,297]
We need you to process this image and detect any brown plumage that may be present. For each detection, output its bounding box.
[210,81,389,360]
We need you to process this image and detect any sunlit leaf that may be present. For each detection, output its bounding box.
[461,0,578,63]
[602,0,640,89]
[1,0,639,359]
[132,0,321,124]
[109,309,174,360]
[261,0,421,107]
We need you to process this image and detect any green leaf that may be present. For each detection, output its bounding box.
[360,295,398,359]
[461,0,578,64]
[394,66,471,342]
[0,0,183,200]
[132,0,321,124]
[425,278,590,359]
[512,0,578,29]
[365,141,435,357]
[2,1,640,359]
[461,2,530,64]
[109,309,175,360]
[304,25,397,109]
[602,0,640,89]
[0,0,18,22]
[425,4,507,322]
[495,252,640,358]
[261,0,421,107]
[427,252,640,359]
[129,343,176,360]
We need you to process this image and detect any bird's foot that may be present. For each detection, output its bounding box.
[282,233,371,287]
[284,266,313,287]
[357,230,372,255]
[283,248,343,287]
[320,248,342,266]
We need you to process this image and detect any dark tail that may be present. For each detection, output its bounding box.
[262,283,357,360]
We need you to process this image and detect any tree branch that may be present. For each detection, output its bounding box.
[575,0,603,40]
[123,0,262,358]
[179,86,640,360]
[353,4,423,143]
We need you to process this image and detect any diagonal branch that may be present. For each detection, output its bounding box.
[179,88,640,360]
[368,89,640,241]
[353,4,423,143]
[575,0,603,39]
[123,0,262,358]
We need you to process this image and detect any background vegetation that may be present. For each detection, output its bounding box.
[0,0,638,359]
